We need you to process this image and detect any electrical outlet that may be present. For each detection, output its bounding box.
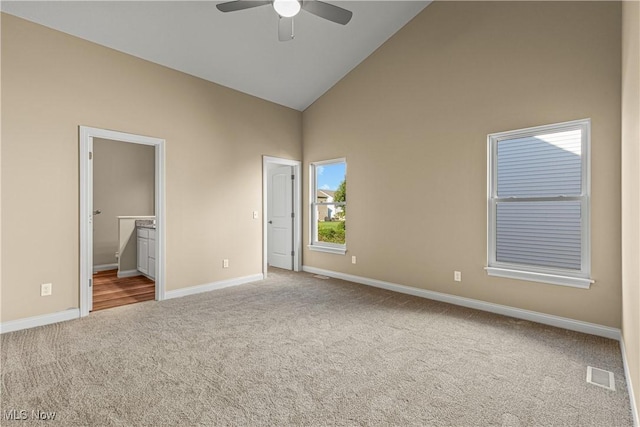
[41,283,52,296]
[253,211,259,219]
[223,259,229,268]
[352,256,357,264]
[454,271,462,282]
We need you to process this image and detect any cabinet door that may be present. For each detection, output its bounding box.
[148,237,156,260]
[137,237,149,274]
[148,258,156,280]
[148,237,156,280]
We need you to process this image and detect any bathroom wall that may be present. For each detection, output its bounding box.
[93,138,155,267]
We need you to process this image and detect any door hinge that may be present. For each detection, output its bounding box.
[89,278,92,288]
[291,212,294,218]
[89,152,93,160]
[291,251,295,256]
[291,174,295,180]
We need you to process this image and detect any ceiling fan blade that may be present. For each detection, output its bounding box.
[302,1,352,25]
[216,1,271,13]
[278,16,294,42]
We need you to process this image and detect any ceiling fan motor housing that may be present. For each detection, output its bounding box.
[273,0,301,18]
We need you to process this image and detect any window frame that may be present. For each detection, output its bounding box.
[486,119,593,289]
[309,158,347,255]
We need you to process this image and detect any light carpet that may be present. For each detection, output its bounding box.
[1,269,633,426]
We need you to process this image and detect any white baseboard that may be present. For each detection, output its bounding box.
[117,269,141,278]
[165,274,264,300]
[621,338,639,426]
[1,273,264,333]
[0,309,80,334]
[93,263,117,273]
[302,266,621,341]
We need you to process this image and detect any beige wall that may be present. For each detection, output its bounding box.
[303,1,622,327]
[622,0,640,415]
[0,13,302,322]
[93,138,155,266]
[0,3,630,331]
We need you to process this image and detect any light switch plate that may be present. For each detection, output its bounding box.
[41,283,52,296]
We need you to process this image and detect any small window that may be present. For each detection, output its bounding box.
[486,119,593,288]
[309,159,346,254]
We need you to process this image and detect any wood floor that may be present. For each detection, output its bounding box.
[92,269,155,312]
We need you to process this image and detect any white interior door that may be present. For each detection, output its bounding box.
[268,165,293,270]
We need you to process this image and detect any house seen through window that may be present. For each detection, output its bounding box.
[310,159,346,254]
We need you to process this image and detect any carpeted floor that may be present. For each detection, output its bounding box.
[1,269,633,426]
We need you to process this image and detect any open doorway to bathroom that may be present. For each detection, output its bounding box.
[91,138,156,311]
[80,127,166,317]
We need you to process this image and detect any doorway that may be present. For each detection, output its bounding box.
[263,156,301,277]
[80,127,166,317]
[92,138,155,311]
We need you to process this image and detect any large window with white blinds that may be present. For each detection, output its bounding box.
[486,119,593,288]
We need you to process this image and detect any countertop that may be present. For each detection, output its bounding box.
[135,219,156,229]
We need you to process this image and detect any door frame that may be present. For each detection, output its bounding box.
[79,126,166,317]
[262,156,301,277]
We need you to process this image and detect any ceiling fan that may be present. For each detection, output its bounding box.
[216,0,353,41]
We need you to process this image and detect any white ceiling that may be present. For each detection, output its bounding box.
[1,1,430,111]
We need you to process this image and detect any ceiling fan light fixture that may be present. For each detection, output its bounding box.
[273,0,301,18]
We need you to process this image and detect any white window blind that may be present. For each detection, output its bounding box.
[487,119,592,288]
[496,130,582,197]
[496,201,582,270]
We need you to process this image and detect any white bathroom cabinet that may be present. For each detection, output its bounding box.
[137,228,156,280]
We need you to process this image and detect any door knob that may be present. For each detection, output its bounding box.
[93,210,102,215]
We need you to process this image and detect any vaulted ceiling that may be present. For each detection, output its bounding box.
[1,1,431,111]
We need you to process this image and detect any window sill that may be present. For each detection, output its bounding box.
[308,245,347,255]
[485,267,593,289]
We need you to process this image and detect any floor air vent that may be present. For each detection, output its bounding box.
[586,366,615,391]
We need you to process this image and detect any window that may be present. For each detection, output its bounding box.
[486,119,592,288]
[309,159,347,254]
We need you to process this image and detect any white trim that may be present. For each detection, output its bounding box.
[262,156,302,278]
[80,126,166,317]
[302,266,620,340]
[93,263,118,273]
[309,158,347,253]
[307,244,347,255]
[485,267,593,289]
[164,274,264,300]
[0,309,80,334]
[621,338,640,427]
[487,118,592,287]
[117,269,141,279]
[79,126,92,316]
